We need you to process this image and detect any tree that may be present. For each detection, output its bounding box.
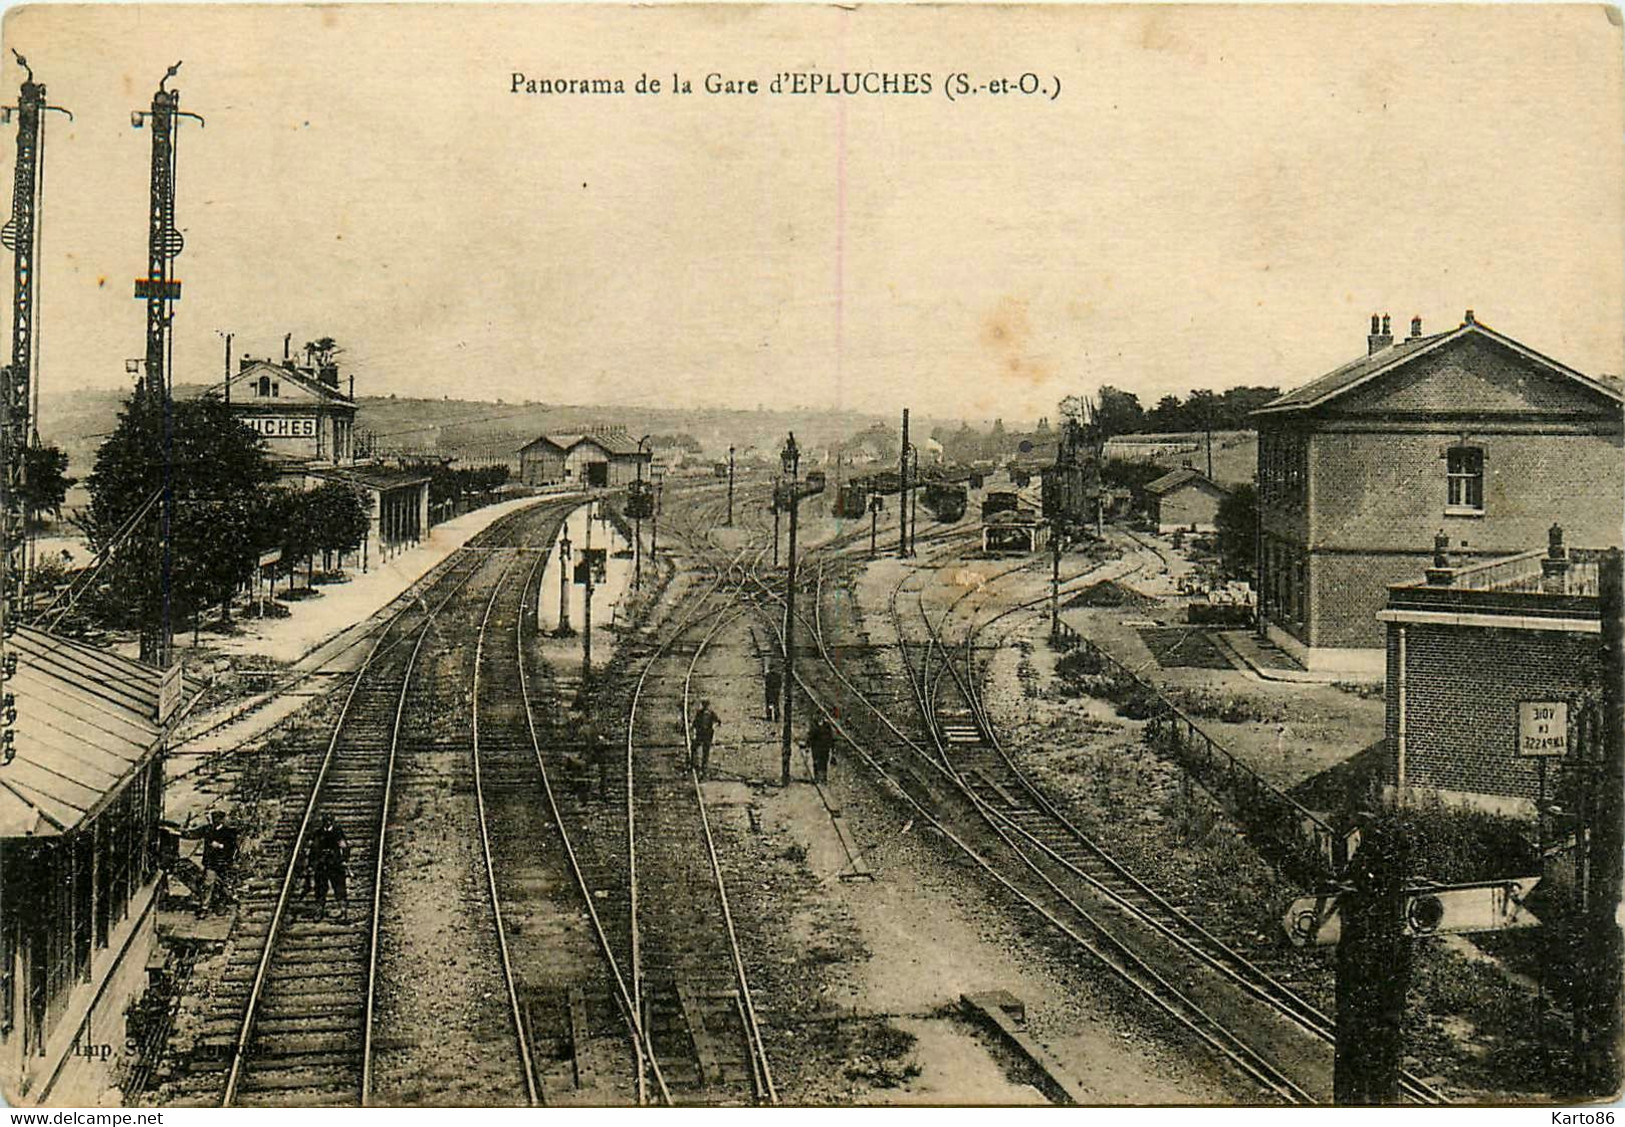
[309,482,370,572]
[1095,386,1145,438]
[1146,395,1185,433]
[1215,483,1258,579]
[84,393,277,647]
[22,443,73,527]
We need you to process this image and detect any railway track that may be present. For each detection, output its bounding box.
[710,501,1417,1104]
[165,502,572,1108]
[621,529,777,1106]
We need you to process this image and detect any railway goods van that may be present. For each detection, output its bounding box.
[981,490,1020,519]
[922,481,968,523]
[870,470,902,496]
[834,480,870,519]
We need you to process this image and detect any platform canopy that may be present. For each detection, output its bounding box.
[1,627,192,839]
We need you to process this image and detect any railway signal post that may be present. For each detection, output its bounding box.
[1284,828,1544,1103]
[776,433,824,786]
[726,445,735,527]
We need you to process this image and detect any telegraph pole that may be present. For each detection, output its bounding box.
[218,329,232,405]
[131,62,202,668]
[725,445,734,527]
[780,434,799,787]
[898,408,910,558]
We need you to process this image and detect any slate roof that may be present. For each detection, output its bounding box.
[1255,318,1624,416]
[1,628,197,839]
[1145,467,1228,496]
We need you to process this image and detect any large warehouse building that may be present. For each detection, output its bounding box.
[519,427,652,488]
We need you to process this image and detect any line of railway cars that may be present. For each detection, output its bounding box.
[830,465,981,523]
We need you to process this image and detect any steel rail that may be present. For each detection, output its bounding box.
[891,587,1315,1104]
[622,523,757,1103]
[224,544,491,1106]
[744,538,1316,1103]
[224,507,537,1107]
[950,580,1448,1105]
[678,605,779,1105]
[512,518,671,1107]
[471,550,541,1106]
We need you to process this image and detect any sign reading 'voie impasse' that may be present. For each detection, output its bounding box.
[246,416,318,438]
[1517,701,1568,757]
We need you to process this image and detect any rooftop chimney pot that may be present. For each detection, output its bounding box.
[1410,315,1423,339]
[1464,309,1476,325]
[1368,311,1395,355]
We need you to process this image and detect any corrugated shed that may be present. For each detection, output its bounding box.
[1,628,183,839]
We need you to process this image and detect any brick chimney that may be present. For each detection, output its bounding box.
[1410,315,1423,339]
[1368,312,1393,355]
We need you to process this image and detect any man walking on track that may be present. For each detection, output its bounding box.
[306,812,351,923]
[764,663,783,722]
[808,717,836,785]
[692,700,721,777]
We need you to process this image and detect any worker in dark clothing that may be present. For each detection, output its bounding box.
[807,718,836,785]
[182,809,239,917]
[306,812,351,923]
[584,716,616,799]
[691,700,720,777]
[764,664,783,722]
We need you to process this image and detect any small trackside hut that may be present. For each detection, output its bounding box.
[0,628,188,1105]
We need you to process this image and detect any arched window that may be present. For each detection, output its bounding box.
[257,375,271,397]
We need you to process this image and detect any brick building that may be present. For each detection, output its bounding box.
[1254,311,1623,674]
[1379,533,1614,814]
[1144,466,1228,534]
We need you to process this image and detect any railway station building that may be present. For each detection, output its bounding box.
[215,348,431,568]
[518,427,652,488]
[0,628,188,1105]
[1379,531,1614,816]
[223,355,357,464]
[1253,311,1623,674]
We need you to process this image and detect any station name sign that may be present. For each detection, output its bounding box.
[1518,701,1568,758]
[246,416,318,439]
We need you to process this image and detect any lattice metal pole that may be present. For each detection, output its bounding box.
[131,64,202,667]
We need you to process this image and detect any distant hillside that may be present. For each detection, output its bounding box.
[36,385,958,475]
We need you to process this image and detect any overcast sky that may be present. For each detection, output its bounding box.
[6,4,1623,427]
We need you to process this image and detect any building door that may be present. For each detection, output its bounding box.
[586,462,609,488]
